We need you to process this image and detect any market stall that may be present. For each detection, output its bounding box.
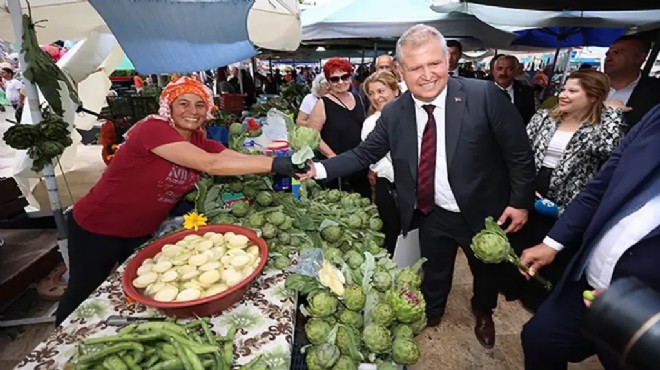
[13,259,297,369]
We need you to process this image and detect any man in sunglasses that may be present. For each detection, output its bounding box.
[300,24,535,349]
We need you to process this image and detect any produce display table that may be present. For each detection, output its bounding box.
[13,260,297,370]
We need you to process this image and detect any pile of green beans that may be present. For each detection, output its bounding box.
[68,320,239,370]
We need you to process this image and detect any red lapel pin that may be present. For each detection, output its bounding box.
[454,97,462,103]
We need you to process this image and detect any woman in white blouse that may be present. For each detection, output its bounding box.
[506,69,628,310]
[296,74,329,126]
[361,71,401,254]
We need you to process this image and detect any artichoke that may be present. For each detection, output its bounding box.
[372,271,392,292]
[307,289,339,318]
[277,232,291,245]
[326,189,341,203]
[320,225,343,243]
[386,288,426,324]
[343,285,366,311]
[279,217,293,231]
[39,141,65,157]
[472,217,552,290]
[255,191,273,206]
[344,250,364,270]
[372,303,395,327]
[261,222,279,239]
[338,309,363,329]
[231,201,250,217]
[410,315,427,335]
[229,122,244,136]
[324,247,343,263]
[228,179,243,193]
[336,325,361,357]
[267,211,286,226]
[369,217,384,231]
[392,323,414,339]
[315,343,341,369]
[247,213,266,228]
[211,213,237,225]
[391,337,420,365]
[272,255,290,269]
[305,318,332,345]
[3,124,39,150]
[395,268,422,291]
[331,355,357,370]
[347,214,362,229]
[362,324,391,354]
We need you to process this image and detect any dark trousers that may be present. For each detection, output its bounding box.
[56,215,150,325]
[522,235,660,370]
[419,205,502,319]
[12,103,22,123]
[374,177,401,255]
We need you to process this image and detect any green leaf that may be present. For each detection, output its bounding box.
[285,274,320,295]
[292,145,314,168]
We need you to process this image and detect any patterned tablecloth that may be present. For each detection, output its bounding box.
[14,261,297,370]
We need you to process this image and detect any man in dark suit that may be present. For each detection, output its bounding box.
[302,24,535,348]
[605,35,660,130]
[492,55,536,125]
[447,40,476,78]
[519,104,660,370]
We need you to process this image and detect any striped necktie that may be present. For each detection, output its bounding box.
[417,104,437,214]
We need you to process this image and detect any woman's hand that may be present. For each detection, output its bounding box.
[368,170,377,186]
[603,99,632,112]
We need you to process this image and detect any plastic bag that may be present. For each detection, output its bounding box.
[290,248,325,278]
[153,216,184,238]
[263,108,291,142]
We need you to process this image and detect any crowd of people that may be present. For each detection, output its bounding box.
[294,24,660,370]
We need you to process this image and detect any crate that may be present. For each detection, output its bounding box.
[0,178,28,220]
[106,96,159,124]
[219,93,245,114]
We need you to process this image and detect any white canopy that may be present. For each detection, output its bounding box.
[302,0,518,49]
[430,1,660,30]
[1,0,301,51]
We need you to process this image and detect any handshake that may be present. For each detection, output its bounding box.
[271,156,317,180]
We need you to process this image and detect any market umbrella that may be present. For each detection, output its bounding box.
[302,0,518,49]
[87,0,301,74]
[512,26,625,48]
[1,0,302,55]
[429,1,660,30]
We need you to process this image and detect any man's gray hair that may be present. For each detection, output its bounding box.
[396,24,448,67]
[310,73,327,97]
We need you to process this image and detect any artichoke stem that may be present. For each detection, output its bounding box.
[506,253,553,291]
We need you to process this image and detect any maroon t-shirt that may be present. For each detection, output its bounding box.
[74,118,225,237]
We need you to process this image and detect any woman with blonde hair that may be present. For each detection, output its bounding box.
[506,69,627,310]
[361,71,401,254]
[297,74,329,126]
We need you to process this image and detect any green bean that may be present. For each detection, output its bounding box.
[117,324,138,335]
[146,359,183,370]
[78,343,144,365]
[200,321,223,370]
[223,340,233,368]
[120,355,140,370]
[142,354,160,368]
[102,355,128,370]
[171,338,194,370]
[134,321,188,335]
[183,344,205,370]
[83,333,162,345]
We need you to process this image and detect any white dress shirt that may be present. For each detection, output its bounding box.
[607,73,641,104]
[313,87,461,212]
[360,112,394,183]
[544,195,660,289]
[398,81,408,93]
[496,82,515,104]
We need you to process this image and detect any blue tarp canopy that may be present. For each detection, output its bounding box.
[512,27,625,48]
[89,0,257,74]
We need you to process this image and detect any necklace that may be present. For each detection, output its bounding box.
[328,92,351,110]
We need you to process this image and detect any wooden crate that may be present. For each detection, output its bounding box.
[0,178,28,220]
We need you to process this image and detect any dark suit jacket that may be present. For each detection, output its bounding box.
[624,76,660,130]
[513,80,536,125]
[321,77,536,234]
[459,69,476,78]
[548,104,660,284]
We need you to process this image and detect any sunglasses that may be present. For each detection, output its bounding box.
[328,73,351,83]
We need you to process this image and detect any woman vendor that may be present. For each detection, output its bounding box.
[55,77,301,325]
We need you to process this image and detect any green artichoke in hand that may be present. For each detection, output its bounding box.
[471,217,552,290]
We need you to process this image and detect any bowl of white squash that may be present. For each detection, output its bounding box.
[122,224,268,318]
